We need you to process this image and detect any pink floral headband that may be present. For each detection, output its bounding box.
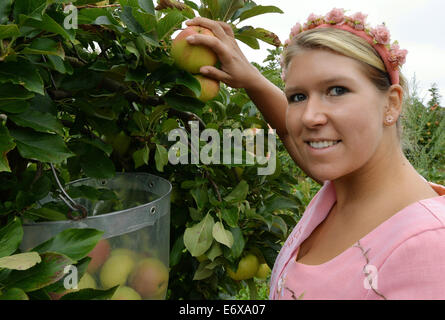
[281,8,408,85]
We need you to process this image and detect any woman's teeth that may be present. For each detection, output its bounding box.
[308,141,340,149]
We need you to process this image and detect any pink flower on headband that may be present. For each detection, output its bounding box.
[325,8,345,24]
[389,43,408,67]
[290,23,302,38]
[370,24,391,45]
[350,12,367,30]
[307,13,324,28]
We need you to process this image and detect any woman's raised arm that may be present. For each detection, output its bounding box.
[184,17,289,139]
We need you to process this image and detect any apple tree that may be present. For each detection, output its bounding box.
[0,0,318,300]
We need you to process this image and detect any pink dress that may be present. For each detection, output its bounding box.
[269,179,445,300]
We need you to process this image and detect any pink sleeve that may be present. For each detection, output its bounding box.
[374,228,445,300]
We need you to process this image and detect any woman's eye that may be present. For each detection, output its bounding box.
[328,86,348,96]
[289,93,307,103]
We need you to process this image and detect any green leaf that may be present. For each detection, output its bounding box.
[79,146,115,179]
[46,55,67,74]
[3,252,74,292]
[218,0,244,22]
[10,128,74,163]
[223,180,249,202]
[13,0,48,22]
[238,5,283,22]
[132,8,157,33]
[270,215,288,237]
[236,26,281,47]
[0,60,44,95]
[0,252,41,271]
[0,123,16,173]
[212,221,233,248]
[60,286,118,300]
[234,33,259,49]
[119,5,145,34]
[0,84,34,100]
[221,206,238,228]
[0,217,23,258]
[191,187,208,211]
[193,261,213,280]
[169,235,185,267]
[155,144,169,172]
[21,38,65,59]
[161,118,179,133]
[156,10,186,41]
[264,196,299,212]
[0,24,20,39]
[229,227,244,259]
[0,288,28,300]
[164,90,205,115]
[133,145,149,168]
[183,213,215,257]
[0,100,30,113]
[138,0,155,15]
[32,228,104,262]
[24,207,67,221]
[9,110,64,135]
[24,14,75,42]
[207,242,222,261]
[176,71,202,98]
[0,0,13,24]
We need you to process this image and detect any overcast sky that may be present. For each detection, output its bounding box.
[237,0,445,104]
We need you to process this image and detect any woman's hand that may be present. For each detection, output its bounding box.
[184,17,263,90]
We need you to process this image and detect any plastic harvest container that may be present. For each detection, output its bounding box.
[21,173,172,300]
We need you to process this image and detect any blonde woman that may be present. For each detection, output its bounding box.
[185,9,445,300]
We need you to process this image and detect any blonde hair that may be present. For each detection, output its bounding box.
[282,28,408,139]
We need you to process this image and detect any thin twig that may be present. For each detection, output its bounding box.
[206,171,222,202]
[76,4,121,9]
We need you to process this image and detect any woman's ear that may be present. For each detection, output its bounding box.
[384,84,403,126]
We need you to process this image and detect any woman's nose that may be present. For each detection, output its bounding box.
[301,96,328,128]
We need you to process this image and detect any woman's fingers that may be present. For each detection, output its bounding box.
[200,66,231,84]
[186,34,231,64]
[185,17,227,39]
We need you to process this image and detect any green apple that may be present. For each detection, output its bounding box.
[255,263,271,280]
[111,131,131,156]
[194,74,220,102]
[78,272,97,290]
[227,253,259,281]
[128,258,169,299]
[171,26,218,74]
[110,248,138,261]
[100,253,136,289]
[87,239,111,274]
[111,286,142,300]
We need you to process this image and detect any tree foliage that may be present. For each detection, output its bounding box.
[0,0,312,300]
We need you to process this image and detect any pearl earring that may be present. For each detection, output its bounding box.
[385,115,394,124]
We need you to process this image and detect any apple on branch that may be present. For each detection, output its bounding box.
[193,74,220,102]
[171,26,218,74]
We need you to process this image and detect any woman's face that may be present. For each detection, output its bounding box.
[284,49,390,182]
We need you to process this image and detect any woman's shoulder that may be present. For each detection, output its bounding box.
[416,181,445,223]
[365,187,445,264]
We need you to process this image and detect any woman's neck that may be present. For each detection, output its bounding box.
[331,143,436,220]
